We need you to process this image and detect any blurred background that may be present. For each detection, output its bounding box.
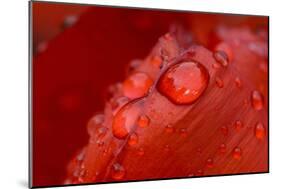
[32,1,267,186]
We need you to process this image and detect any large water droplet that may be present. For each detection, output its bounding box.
[111,163,125,180]
[255,122,266,140]
[213,50,229,67]
[251,90,264,110]
[157,61,209,105]
[123,72,153,99]
[232,147,242,160]
[137,114,150,128]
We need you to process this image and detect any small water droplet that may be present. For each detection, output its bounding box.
[235,77,242,88]
[255,122,266,139]
[232,147,242,160]
[87,114,106,137]
[215,42,233,62]
[220,126,228,136]
[215,77,224,88]
[164,145,171,152]
[234,120,243,131]
[127,59,142,73]
[196,169,204,176]
[179,128,187,137]
[123,72,153,99]
[213,50,229,67]
[251,90,264,110]
[157,61,209,105]
[96,140,104,147]
[259,61,268,74]
[112,100,142,139]
[196,147,202,155]
[111,163,125,180]
[219,143,227,153]
[137,114,150,128]
[137,147,145,156]
[62,15,78,29]
[212,62,221,69]
[206,158,214,168]
[165,124,175,133]
[128,133,139,146]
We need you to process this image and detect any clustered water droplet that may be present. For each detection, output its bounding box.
[157,61,209,105]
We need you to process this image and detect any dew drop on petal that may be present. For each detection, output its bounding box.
[234,120,243,131]
[251,90,264,110]
[235,77,242,88]
[165,124,175,133]
[87,114,105,137]
[137,147,145,156]
[128,133,139,146]
[232,147,242,160]
[213,50,229,67]
[157,61,209,105]
[123,72,153,99]
[255,122,266,140]
[112,100,141,139]
[219,143,227,153]
[220,126,229,136]
[206,158,214,168]
[215,77,224,88]
[179,128,188,137]
[111,163,125,180]
[137,114,150,128]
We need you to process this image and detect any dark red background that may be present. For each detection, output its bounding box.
[32,1,267,186]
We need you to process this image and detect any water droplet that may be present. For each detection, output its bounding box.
[196,147,202,155]
[235,77,242,88]
[157,61,209,105]
[137,114,150,128]
[127,59,142,73]
[220,126,228,136]
[165,124,175,133]
[212,62,221,69]
[87,114,106,137]
[164,145,171,152]
[112,100,142,139]
[196,169,204,176]
[251,90,264,110]
[96,140,104,147]
[179,128,187,137]
[215,42,233,62]
[215,77,224,88]
[234,120,243,131]
[62,15,78,29]
[259,61,268,74]
[137,148,145,156]
[213,50,229,67]
[232,147,242,160]
[111,163,125,180]
[255,122,266,139]
[219,143,227,153]
[206,158,214,168]
[128,133,139,146]
[123,72,153,99]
